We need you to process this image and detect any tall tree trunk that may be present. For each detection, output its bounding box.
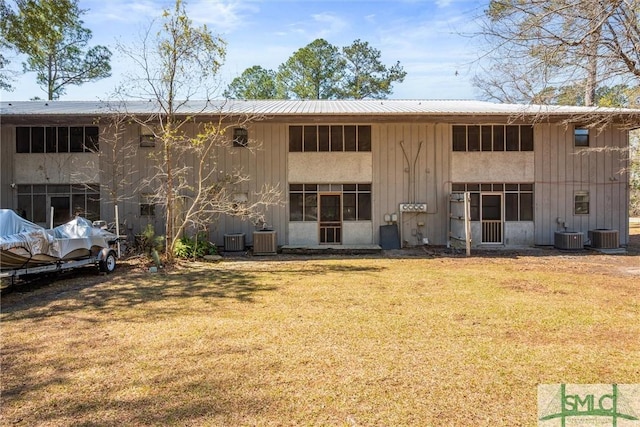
[48,55,54,100]
[584,17,602,106]
[165,121,174,261]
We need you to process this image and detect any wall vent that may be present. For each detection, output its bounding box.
[224,233,245,252]
[589,229,619,249]
[554,231,584,250]
[253,231,277,255]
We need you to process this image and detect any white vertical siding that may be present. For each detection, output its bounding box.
[99,122,164,234]
[3,116,630,251]
[534,124,629,245]
[212,122,287,247]
[373,123,450,246]
[97,121,288,247]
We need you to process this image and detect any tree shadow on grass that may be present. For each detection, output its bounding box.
[1,258,388,323]
[0,262,277,323]
[1,261,283,425]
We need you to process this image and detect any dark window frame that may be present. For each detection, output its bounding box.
[289,183,372,222]
[574,127,589,147]
[452,182,534,222]
[453,125,534,152]
[289,125,372,152]
[140,194,157,217]
[574,191,589,215]
[16,184,100,224]
[15,126,99,153]
[233,127,249,147]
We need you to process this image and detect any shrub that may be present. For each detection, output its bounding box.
[173,233,217,259]
[137,224,164,254]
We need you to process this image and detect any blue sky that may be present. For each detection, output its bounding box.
[0,0,487,101]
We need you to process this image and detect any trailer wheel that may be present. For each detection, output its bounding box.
[99,251,117,274]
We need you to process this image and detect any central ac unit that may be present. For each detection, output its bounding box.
[554,231,584,250]
[253,231,277,255]
[224,233,245,252]
[589,229,619,249]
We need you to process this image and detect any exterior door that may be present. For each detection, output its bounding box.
[319,194,341,244]
[50,196,71,227]
[481,193,502,244]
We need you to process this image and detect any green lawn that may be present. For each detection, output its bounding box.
[1,244,639,426]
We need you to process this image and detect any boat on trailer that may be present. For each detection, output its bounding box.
[0,209,118,284]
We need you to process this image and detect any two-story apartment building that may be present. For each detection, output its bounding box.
[1,99,636,249]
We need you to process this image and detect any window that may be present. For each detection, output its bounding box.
[233,128,249,147]
[304,126,317,151]
[574,191,589,214]
[139,134,156,147]
[17,184,100,224]
[358,126,371,151]
[58,127,69,152]
[289,184,372,222]
[140,194,156,216]
[16,126,99,153]
[85,126,99,151]
[452,183,534,221]
[46,127,57,152]
[452,125,534,152]
[16,127,30,153]
[319,126,329,151]
[481,126,492,151]
[574,127,589,147]
[139,124,157,147]
[289,125,371,152]
[520,126,534,151]
[70,127,84,152]
[505,183,534,221]
[289,184,317,221]
[342,184,371,221]
[468,125,480,151]
[452,126,466,151]
[32,127,45,153]
[506,126,519,151]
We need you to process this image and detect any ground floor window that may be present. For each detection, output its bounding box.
[139,193,156,217]
[17,184,100,225]
[574,191,589,214]
[289,183,372,222]
[451,183,534,221]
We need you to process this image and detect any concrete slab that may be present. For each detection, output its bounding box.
[281,244,382,255]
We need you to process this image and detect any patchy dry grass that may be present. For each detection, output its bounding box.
[1,227,639,426]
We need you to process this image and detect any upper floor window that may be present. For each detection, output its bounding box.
[289,125,371,152]
[16,126,99,153]
[233,128,249,147]
[452,125,533,152]
[574,127,589,147]
[139,125,156,147]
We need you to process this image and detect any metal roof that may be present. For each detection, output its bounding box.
[1,99,639,117]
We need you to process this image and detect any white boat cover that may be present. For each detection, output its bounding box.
[0,209,53,257]
[0,209,117,269]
